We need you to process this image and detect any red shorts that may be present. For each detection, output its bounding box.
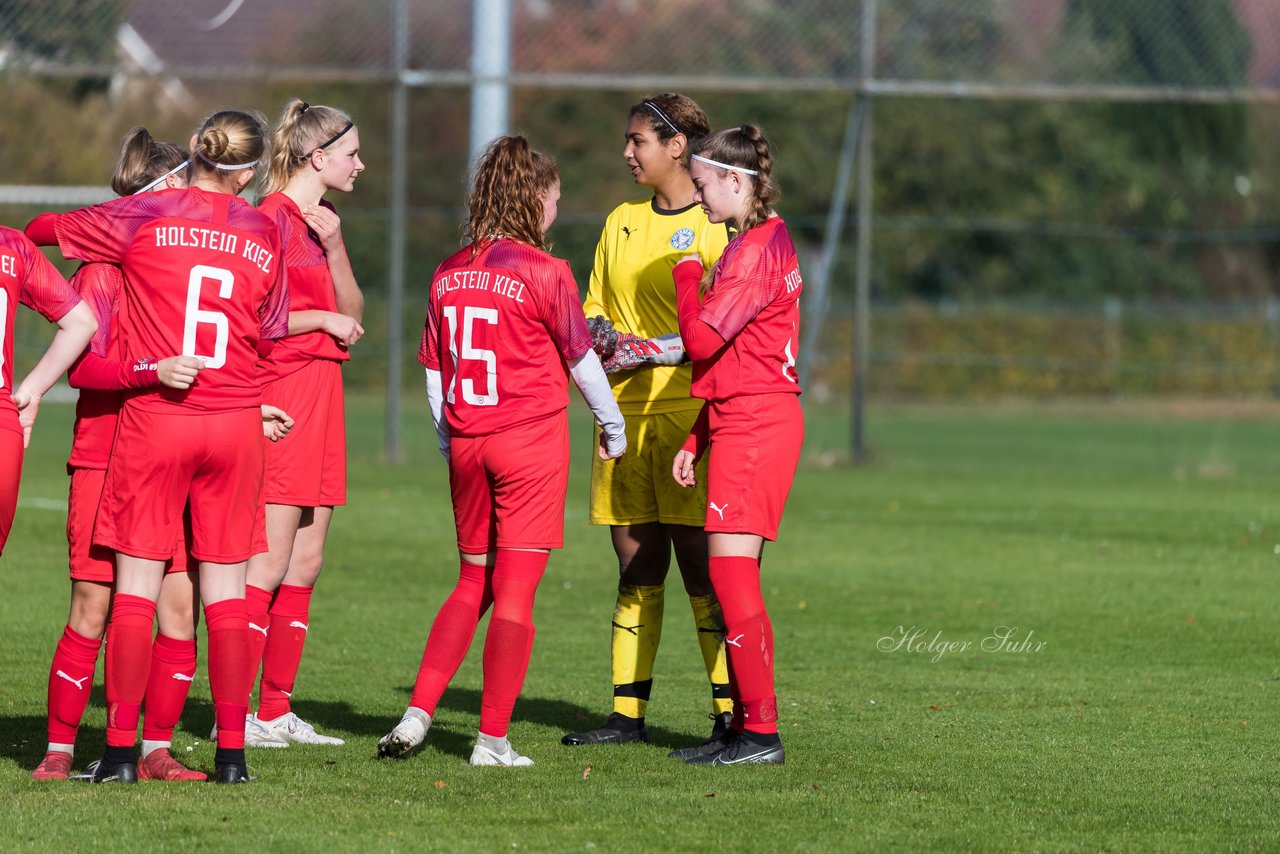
[0,425,23,555]
[67,468,190,582]
[704,393,804,541]
[95,404,265,563]
[449,411,570,554]
[262,359,346,507]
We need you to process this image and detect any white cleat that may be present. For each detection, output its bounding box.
[211,713,290,748]
[258,711,345,746]
[377,709,431,759]
[469,739,533,767]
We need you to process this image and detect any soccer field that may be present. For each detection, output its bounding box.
[2,396,1277,851]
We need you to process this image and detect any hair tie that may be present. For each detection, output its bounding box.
[643,101,681,137]
[195,148,257,171]
[319,120,354,150]
[299,102,310,115]
[691,153,758,176]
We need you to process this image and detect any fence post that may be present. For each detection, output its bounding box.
[851,0,876,465]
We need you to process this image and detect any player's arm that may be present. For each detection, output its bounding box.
[672,405,709,488]
[13,302,97,448]
[569,349,626,460]
[672,255,726,361]
[302,203,364,323]
[287,309,363,347]
[423,368,450,461]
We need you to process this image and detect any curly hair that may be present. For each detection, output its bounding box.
[464,135,559,258]
[628,93,711,166]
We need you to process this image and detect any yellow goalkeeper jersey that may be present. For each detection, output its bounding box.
[583,197,732,414]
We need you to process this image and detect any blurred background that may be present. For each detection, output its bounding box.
[3,0,1280,459]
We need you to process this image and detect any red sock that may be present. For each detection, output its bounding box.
[244,584,274,701]
[258,584,313,721]
[204,598,249,750]
[410,561,493,714]
[478,549,548,737]
[46,625,102,745]
[142,633,197,742]
[709,556,778,735]
[105,594,156,748]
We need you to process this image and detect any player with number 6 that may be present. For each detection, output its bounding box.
[29,109,289,784]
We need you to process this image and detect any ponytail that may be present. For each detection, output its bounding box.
[111,127,187,196]
[261,99,355,196]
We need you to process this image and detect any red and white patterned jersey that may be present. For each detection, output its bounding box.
[54,187,290,413]
[67,263,125,470]
[692,216,803,402]
[418,239,593,438]
[0,227,82,432]
[257,192,350,384]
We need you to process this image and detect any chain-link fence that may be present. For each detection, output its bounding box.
[3,0,1279,458]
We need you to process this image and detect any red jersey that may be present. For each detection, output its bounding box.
[65,263,167,470]
[418,239,593,438]
[257,193,350,384]
[0,227,82,434]
[54,187,290,413]
[691,217,803,402]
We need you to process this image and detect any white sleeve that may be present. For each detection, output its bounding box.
[424,368,451,460]
[568,350,627,458]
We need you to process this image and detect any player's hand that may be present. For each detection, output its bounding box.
[599,429,626,461]
[303,205,345,254]
[624,333,685,366]
[261,404,294,442]
[11,388,39,449]
[673,253,705,285]
[672,449,697,488]
[157,355,204,390]
[322,312,364,347]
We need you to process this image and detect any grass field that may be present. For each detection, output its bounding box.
[1,394,1278,851]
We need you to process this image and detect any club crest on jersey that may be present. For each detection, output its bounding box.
[669,227,695,250]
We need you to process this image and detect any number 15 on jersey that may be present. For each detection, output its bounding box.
[443,304,498,407]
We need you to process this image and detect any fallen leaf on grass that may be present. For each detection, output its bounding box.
[582,766,592,780]
[704,792,716,798]
[928,704,947,712]
[434,780,447,789]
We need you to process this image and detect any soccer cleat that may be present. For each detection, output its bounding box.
[214,762,251,784]
[667,712,735,761]
[245,713,291,748]
[138,748,207,782]
[377,711,429,759]
[31,751,74,780]
[85,757,139,784]
[684,731,785,766]
[469,740,533,767]
[561,712,649,746]
[258,712,345,746]
[213,713,291,748]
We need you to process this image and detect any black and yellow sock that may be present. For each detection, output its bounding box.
[611,584,664,719]
[689,593,733,717]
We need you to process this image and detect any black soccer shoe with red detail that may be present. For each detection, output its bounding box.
[667,712,734,760]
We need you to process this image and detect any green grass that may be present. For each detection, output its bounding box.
[2,395,1278,851]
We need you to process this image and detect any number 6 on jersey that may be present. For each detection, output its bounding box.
[183,265,234,369]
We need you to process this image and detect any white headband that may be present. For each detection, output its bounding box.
[644,101,681,136]
[195,148,257,171]
[691,153,758,176]
[133,159,191,195]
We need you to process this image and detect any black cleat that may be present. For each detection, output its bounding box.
[86,758,138,784]
[667,712,735,761]
[561,712,649,746]
[214,763,251,784]
[684,730,785,766]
